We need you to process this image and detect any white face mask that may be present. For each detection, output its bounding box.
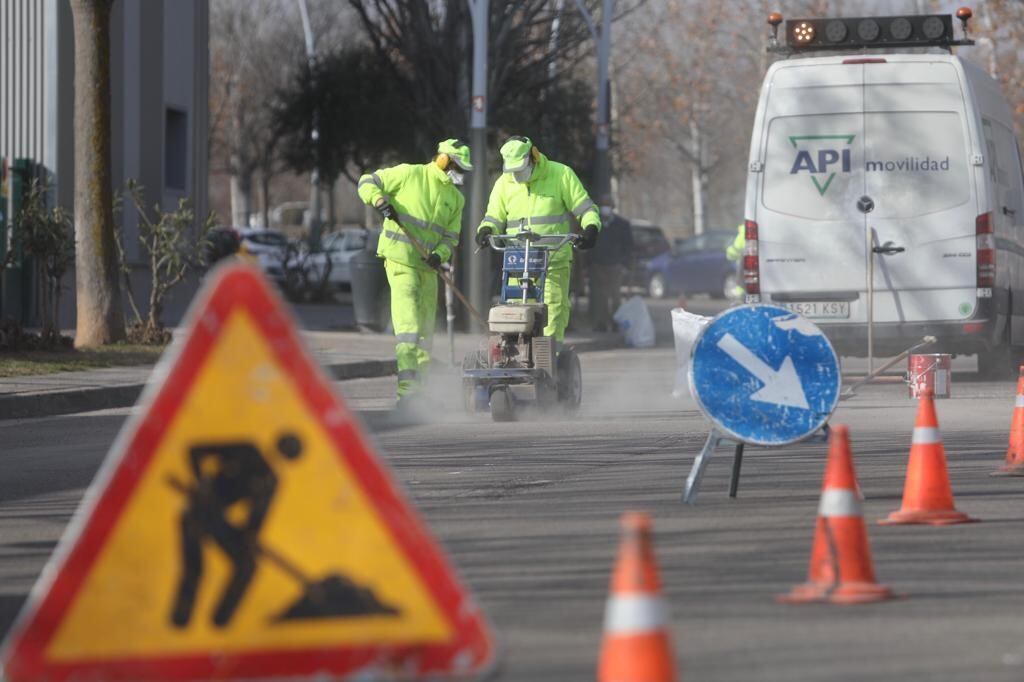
[447,169,465,186]
[513,163,534,184]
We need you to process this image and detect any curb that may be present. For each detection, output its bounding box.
[0,358,399,423]
[0,336,622,422]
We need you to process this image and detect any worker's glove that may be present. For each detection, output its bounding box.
[423,252,442,270]
[375,201,397,221]
[476,227,493,250]
[577,225,599,250]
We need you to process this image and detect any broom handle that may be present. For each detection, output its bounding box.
[165,475,311,585]
[389,216,489,327]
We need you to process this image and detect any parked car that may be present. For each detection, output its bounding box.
[236,227,290,287]
[645,230,737,299]
[288,228,378,292]
[626,220,672,289]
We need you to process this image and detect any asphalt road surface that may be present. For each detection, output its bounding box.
[1,347,1023,681]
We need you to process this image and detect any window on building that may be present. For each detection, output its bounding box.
[164,108,187,190]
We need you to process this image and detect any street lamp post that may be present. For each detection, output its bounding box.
[296,0,322,247]
[466,0,490,332]
[573,0,614,206]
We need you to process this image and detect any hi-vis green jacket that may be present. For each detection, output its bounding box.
[357,162,464,269]
[477,153,601,265]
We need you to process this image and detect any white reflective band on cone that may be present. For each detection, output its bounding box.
[1015,395,1024,408]
[818,488,862,518]
[603,595,668,634]
[912,427,941,444]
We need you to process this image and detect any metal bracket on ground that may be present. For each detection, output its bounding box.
[682,430,745,505]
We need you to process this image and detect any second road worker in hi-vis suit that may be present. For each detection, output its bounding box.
[475,136,601,341]
[357,138,471,404]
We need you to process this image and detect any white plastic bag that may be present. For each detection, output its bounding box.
[671,308,711,398]
[613,296,656,348]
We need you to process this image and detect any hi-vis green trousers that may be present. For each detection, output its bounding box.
[385,260,437,397]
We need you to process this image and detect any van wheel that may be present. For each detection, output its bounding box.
[648,273,667,299]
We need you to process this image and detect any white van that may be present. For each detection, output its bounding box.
[743,53,1024,377]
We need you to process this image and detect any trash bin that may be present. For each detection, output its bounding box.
[350,232,389,332]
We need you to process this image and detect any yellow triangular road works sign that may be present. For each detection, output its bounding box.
[0,264,496,681]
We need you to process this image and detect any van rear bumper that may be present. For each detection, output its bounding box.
[814,303,1001,357]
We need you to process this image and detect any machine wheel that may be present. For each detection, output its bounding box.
[648,273,667,299]
[490,387,516,422]
[557,349,583,411]
[462,351,486,412]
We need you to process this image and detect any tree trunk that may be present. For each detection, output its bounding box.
[326,180,336,230]
[260,168,272,229]
[70,0,125,346]
[230,171,253,228]
[689,120,706,235]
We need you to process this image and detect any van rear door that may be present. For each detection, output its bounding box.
[758,62,868,320]
[862,61,976,324]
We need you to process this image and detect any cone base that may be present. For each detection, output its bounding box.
[778,580,896,605]
[991,462,1024,477]
[878,508,977,525]
[599,632,677,682]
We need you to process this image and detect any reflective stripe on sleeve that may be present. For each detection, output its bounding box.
[818,488,862,518]
[481,215,502,228]
[396,333,419,345]
[358,172,382,189]
[397,369,419,381]
[912,426,941,444]
[572,198,596,217]
[602,595,668,634]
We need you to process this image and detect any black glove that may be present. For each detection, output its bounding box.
[476,227,493,249]
[375,201,397,221]
[423,252,442,270]
[577,225,599,250]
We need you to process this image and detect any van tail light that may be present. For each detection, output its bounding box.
[976,212,995,294]
[743,219,760,300]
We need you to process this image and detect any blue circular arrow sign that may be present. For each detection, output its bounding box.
[689,305,841,446]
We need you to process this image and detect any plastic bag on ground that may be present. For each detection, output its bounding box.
[613,296,656,348]
[671,307,712,398]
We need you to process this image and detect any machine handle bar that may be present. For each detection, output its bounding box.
[487,231,580,252]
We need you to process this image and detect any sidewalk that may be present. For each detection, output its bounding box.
[0,329,623,421]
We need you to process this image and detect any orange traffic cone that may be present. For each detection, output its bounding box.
[778,425,896,605]
[598,512,677,682]
[994,365,1024,476]
[880,390,976,525]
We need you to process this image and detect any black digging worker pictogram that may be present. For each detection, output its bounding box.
[166,432,399,629]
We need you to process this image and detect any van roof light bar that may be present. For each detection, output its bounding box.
[766,12,975,54]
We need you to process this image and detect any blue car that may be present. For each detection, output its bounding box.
[645,230,738,299]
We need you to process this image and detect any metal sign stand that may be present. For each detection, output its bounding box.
[683,424,834,505]
[682,430,745,505]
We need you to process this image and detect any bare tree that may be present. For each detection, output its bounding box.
[974,0,1024,135]
[69,0,125,346]
[345,0,638,174]
[616,0,833,233]
[210,0,300,228]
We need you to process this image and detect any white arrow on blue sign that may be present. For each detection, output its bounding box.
[689,305,840,446]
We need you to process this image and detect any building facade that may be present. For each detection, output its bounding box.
[1,0,209,327]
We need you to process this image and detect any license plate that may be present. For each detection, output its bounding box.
[780,301,850,319]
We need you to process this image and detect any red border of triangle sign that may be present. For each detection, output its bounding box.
[0,263,496,681]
